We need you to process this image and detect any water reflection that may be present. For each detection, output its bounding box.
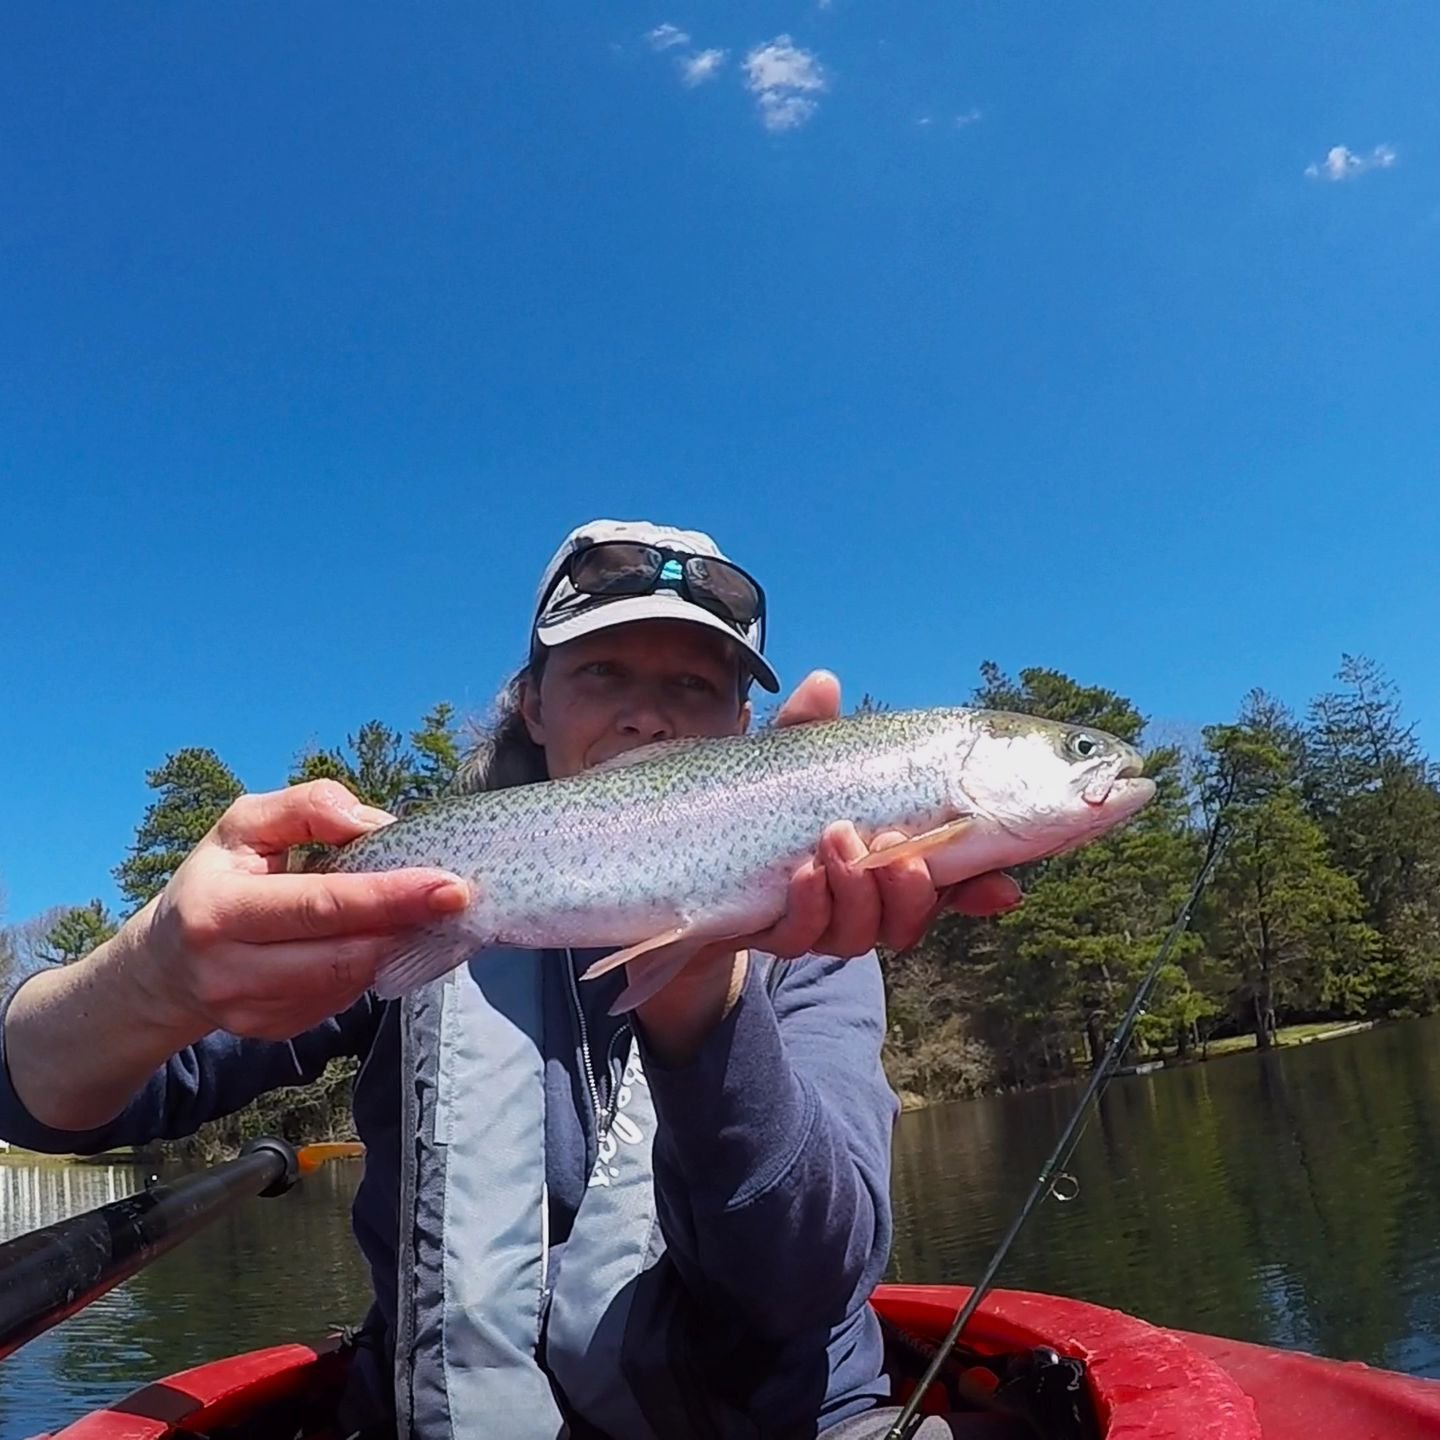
[888,1015,1440,1379]
[0,1158,372,1440]
[0,1160,142,1239]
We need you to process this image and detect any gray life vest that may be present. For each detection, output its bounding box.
[391,947,783,1440]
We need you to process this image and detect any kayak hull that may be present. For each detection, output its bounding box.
[33,1284,1440,1439]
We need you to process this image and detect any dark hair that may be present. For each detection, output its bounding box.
[450,656,550,795]
[450,629,752,796]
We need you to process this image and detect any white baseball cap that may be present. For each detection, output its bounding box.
[530,518,780,693]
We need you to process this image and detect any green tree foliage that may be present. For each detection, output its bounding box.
[36,900,120,966]
[411,703,463,803]
[961,666,1201,1077]
[1197,693,1377,1046]
[114,749,245,912]
[1304,657,1440,1014]
[972,661,1145,742]
[882,661,1433,1095]
[290,705,462,813]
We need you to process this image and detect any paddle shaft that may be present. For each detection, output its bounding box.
[0,1137,300,1362]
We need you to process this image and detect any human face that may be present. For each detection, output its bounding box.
[521,619,750,779]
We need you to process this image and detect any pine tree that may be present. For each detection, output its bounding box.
[1201,694,1377,1045]
[36,900,120,965]
[114,749,245,911]
[1304,656,1440,1013]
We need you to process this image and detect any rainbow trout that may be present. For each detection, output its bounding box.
[326,708,1156,1012]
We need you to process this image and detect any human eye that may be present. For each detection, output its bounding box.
[675,672,720,696]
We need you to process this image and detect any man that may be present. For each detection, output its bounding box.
[0,519,1020,1438]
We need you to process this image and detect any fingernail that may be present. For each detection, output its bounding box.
[349,803,397,827]
[427,879,470,911]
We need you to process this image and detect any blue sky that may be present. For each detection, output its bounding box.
[3,2,1437,923]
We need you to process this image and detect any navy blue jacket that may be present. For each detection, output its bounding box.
[0,949,898,1433]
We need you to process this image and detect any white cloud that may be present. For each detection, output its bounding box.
[1305,143,1397,182]
[743,36,829,132]
[646,23,690,51]
[916,115,933,128]
[954,108,982,128]
[681,48,727,87]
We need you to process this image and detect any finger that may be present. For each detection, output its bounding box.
[811,823,883,959]
[774,670,841,729]
[868,830,946,951]
[946,871,1024,917]
[230,932,395,1006]
[743,856,833,960]
[216,781,397,855]
[205,869,471,945]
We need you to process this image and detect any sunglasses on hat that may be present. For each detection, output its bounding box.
[536,540,767,645]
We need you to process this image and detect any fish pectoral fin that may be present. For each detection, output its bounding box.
[373,924,480,999]
[850,818,975,872]
[580,925,695,980]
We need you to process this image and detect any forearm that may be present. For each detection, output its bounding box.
[3,910,202,1133]
[634,950,748,1066]
[645,955,895,1336]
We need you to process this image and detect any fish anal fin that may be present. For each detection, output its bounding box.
[851,817,975,872]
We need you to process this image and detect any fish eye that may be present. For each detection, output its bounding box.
[1066,730,1105,760]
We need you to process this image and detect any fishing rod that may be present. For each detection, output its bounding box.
[0,1138,362,1362]
[885,815,1230,1440]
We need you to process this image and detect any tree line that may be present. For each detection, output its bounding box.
[881,655,1440,1102]
[3,658,1437,1152]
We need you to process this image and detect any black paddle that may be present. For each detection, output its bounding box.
[0,1137,362,1362]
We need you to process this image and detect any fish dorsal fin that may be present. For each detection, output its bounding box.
[585,737,710,773]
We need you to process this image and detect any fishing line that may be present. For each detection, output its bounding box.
[884,813,1230,1440]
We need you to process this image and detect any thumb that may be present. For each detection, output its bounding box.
[775,670,842,729]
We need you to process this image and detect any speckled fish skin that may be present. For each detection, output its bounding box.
[316,707,1156,1004]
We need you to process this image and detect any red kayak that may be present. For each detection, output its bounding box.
[34,1284,1440,1439]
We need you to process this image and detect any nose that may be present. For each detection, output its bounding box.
[617,698,674,744]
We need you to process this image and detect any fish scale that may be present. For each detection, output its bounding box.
[314,707,1155,1010]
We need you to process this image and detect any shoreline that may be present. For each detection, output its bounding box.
[0,1020,1386,1146]
[896,1018,1382,1112]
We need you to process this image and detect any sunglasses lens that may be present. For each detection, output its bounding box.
[686,557,761,626]
[570,543,662,596]
[565,543,763,631]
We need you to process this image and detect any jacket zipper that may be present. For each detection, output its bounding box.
[564,947,629,1144]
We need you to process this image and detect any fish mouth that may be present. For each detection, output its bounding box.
[1082,755,1150,808]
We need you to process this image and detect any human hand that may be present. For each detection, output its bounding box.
[743,670,1022,960]
[125,780,471,1042]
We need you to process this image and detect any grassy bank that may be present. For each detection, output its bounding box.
[897,1018,1381,1112]
[1199,1019,1376,1059]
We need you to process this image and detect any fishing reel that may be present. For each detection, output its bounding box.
[880,1316,1098,1440]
